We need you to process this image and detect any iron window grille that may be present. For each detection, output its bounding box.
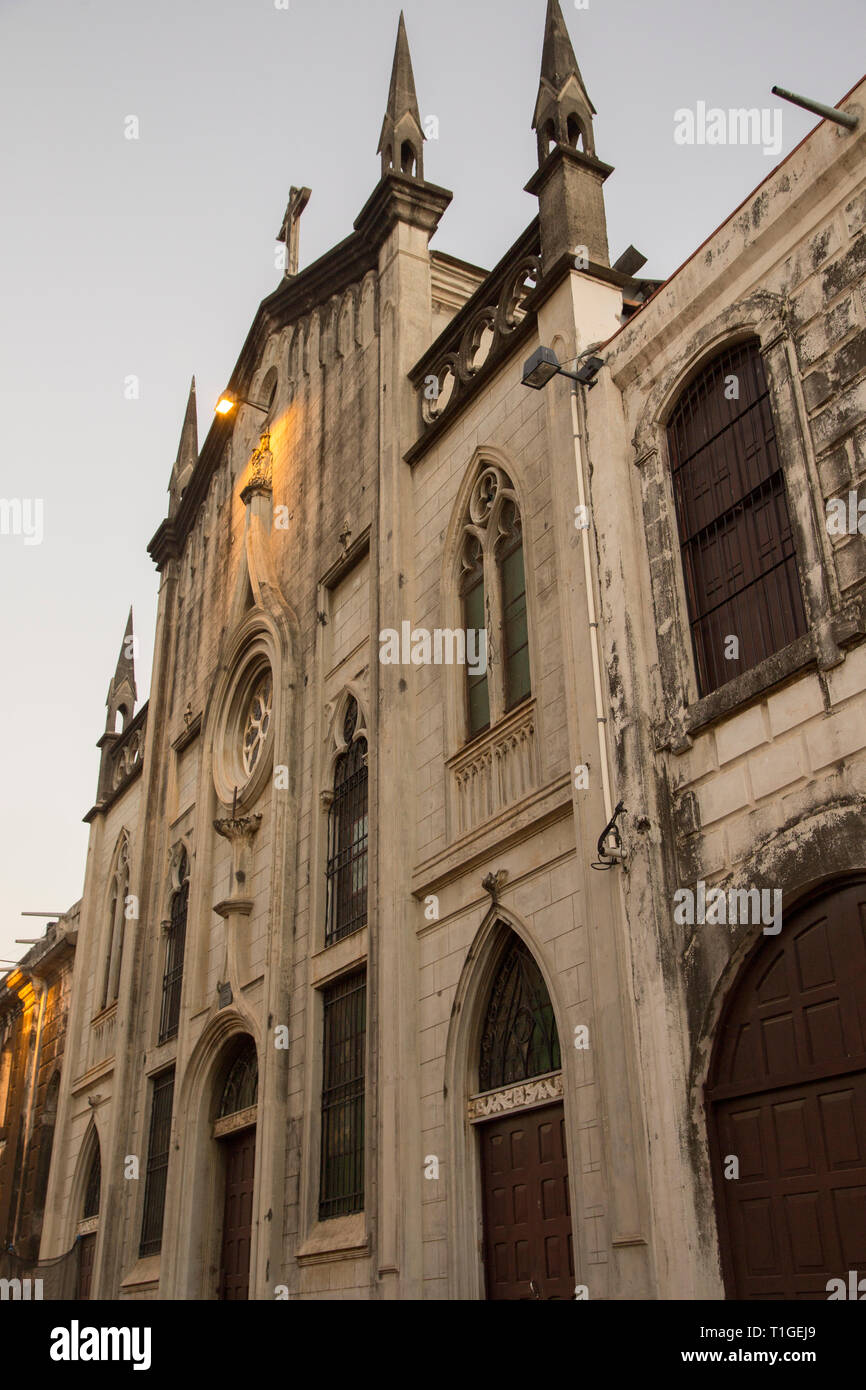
[479,934,561,1092]
[159,851,189,1044]
[325,700,368,947]
[319,970,366,1221]
[139,1070,175,1258]
[666,340,808,697]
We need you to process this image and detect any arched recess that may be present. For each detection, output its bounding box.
[98,829,131,1014]
[440,446,539,761]
[68,1121,102,1299]
[704,875,866,1299]
[443,909,579,1300]
[166,1011,262,1300]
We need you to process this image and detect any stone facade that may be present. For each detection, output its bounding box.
[0,911,77,1264]
[33,1,865,1301]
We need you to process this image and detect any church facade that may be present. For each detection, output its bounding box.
[34,3,866,1300]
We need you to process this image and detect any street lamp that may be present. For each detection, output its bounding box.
[521,346,605,391]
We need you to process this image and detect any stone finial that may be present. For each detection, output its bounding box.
[169,377,199,516]
[532,0,597,163]
[105,607,137,735]
[377,11,425,180]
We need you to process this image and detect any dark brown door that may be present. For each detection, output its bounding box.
[708,879,866,1298]
[480,1101,574,1299]
[219,1127,256,1301]
[76,1232,96,1300]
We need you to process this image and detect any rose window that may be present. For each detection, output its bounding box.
[242,673,272,777]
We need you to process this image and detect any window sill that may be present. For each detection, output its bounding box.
[676,631,816,747]
[295,1213,368,1265]
[311,926,368,988]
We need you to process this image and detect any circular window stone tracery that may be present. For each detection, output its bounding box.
[212,631,276,809]
[242,671,272,777]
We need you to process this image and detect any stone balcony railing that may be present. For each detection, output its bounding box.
[449,700,539,837]
[88,1002,117,1071]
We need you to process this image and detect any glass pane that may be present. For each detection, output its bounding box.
[501,545,531,710]
[464,578,490,736]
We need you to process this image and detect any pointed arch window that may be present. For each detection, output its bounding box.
[460,465,531,743]
[219,1038,259,1118]
[666,339,808,696]
[83,1145,101,1220]
[159,848,189,1045]
[479,935,561,1092]
[100,837,130,1013]
[325,699,368,947]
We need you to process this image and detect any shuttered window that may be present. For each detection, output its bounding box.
[667,340,807,697]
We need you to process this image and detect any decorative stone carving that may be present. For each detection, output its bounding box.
[240,431,273,504]
[418,251,542,429]
[450,700,538,835]
[467,1071,563,1122]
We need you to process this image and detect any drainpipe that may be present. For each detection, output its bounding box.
[569,383,614,825]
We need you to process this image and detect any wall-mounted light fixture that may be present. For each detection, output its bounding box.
[215,390,270,417]
[522,346,605,392]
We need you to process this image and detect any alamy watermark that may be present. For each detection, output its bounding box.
[379,622,487,677]
[673,881,782,935]
[0,498,43,546]
[674,102,783,158]
[825,492,866,536]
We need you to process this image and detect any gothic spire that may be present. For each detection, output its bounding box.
[532,0,597,162]
[106,607,137,733]
[377,11,425,180]
[169,377,198,514]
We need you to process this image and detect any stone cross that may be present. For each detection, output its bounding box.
[277,185,312,278]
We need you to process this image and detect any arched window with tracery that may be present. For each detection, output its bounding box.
[666,339,808,696]
[459,464,531,742]
[100,836,130,1012]
[479,934,561,1093]
[159,847,189,1044]
[83,1144,101,1220]
[219,1038,259,1119]
[325,698,368,947]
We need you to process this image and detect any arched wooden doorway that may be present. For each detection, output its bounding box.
[707,877,866,1298]
[472,931,574,1300]
[214,1037,258,1301]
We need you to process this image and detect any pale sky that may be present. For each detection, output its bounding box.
[0,0,860,966]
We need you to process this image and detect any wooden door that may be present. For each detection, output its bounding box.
[76,1233,96,1300]
[219,1127,256,1301]
[708,879,866,1298]
[480,1102,574,1299]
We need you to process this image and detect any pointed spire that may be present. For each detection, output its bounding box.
[533,0,597,162]
[106,608,137,733]
[539,0,593,104]
[377,11,425,180]
[169,376,198,514]
[386,12,422,127]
